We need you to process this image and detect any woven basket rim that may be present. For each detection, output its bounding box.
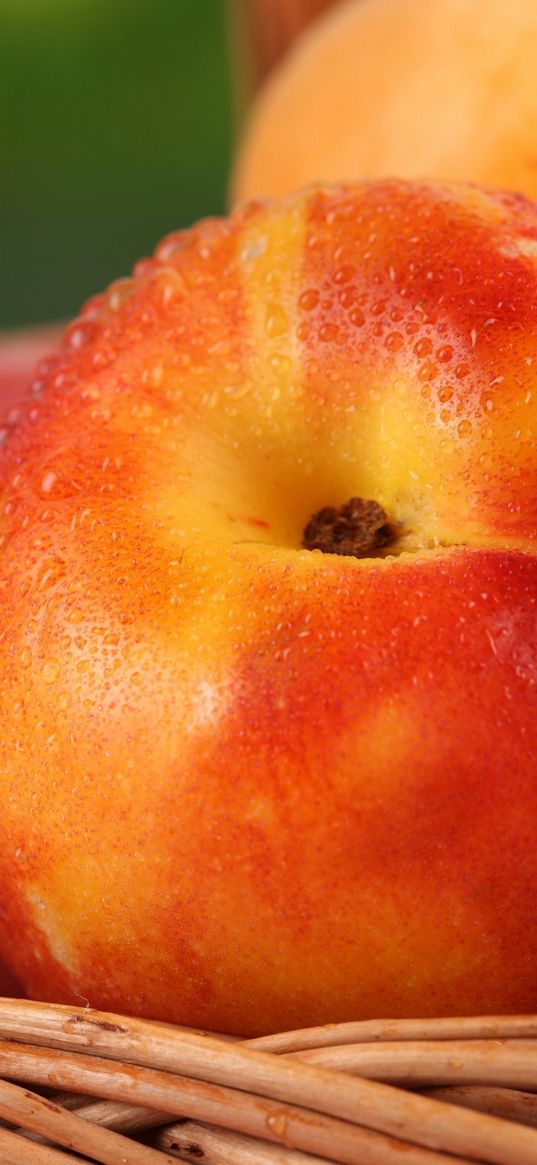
[1,998,537,1163]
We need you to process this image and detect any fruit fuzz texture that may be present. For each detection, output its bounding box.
[0,180,537,1035]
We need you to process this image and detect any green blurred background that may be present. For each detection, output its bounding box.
[1,0,234,328]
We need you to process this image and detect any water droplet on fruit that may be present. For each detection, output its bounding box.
[437,345,453,363]
[156,231,187,262]
[20,648,32,668]
[438,384,453,403]
[385,331,404,352]
[458,419,473,438]
[41,471,57,494]
[333,264,355,284]
[265,304,289,338]
[65,320,94,351]
[107,278,135,312]
[339,286,358,309]
[318,322,339,343]
[240,235,268,264]
[299,288,319,311]
[414,337,432,358]
[103,632,119,646]
[42,658,60,684]
[417,361,438,382]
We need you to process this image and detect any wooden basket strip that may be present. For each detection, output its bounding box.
[156,1120,341,1164]
[0,1001,535,1165]
[34,1027,537,1145]
[249,1016,537,1053]
[154,1120,479,1165]
[0,1040,477,1165]
[0,1078,177,1165]
[422,1085,537,1128]
[44,1093,171,1133]
[292,1039,537,1089]
[0,1124,86,1164]
[9,1091,166,1153]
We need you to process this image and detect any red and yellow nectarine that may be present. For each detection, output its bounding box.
[1,179,537,1035]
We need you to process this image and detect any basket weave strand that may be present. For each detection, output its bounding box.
[0,1000,537,1163]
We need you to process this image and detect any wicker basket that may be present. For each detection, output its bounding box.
[0,1000,537,1162]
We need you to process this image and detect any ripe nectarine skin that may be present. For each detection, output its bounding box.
[0,958,23,998]
[1,180,537,1035]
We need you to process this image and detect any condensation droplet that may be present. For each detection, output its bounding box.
[339,286,358,309]
[417,360,438,383]
[65,320,94,351]
[41,471,57,494]
[333,264,355,285]
[107,277,136,312]
[318,322,339,343]
[414,337,432,358]
[42,658,60,684]
[37,558,65,591]
[299,288,319,312]
[265,304,289,338]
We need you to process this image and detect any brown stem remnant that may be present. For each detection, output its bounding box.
[302,497,395,558]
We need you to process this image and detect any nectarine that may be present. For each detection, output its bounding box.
[232,0,537,205]
[1,179,537,1035]
[0,959,23,998]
